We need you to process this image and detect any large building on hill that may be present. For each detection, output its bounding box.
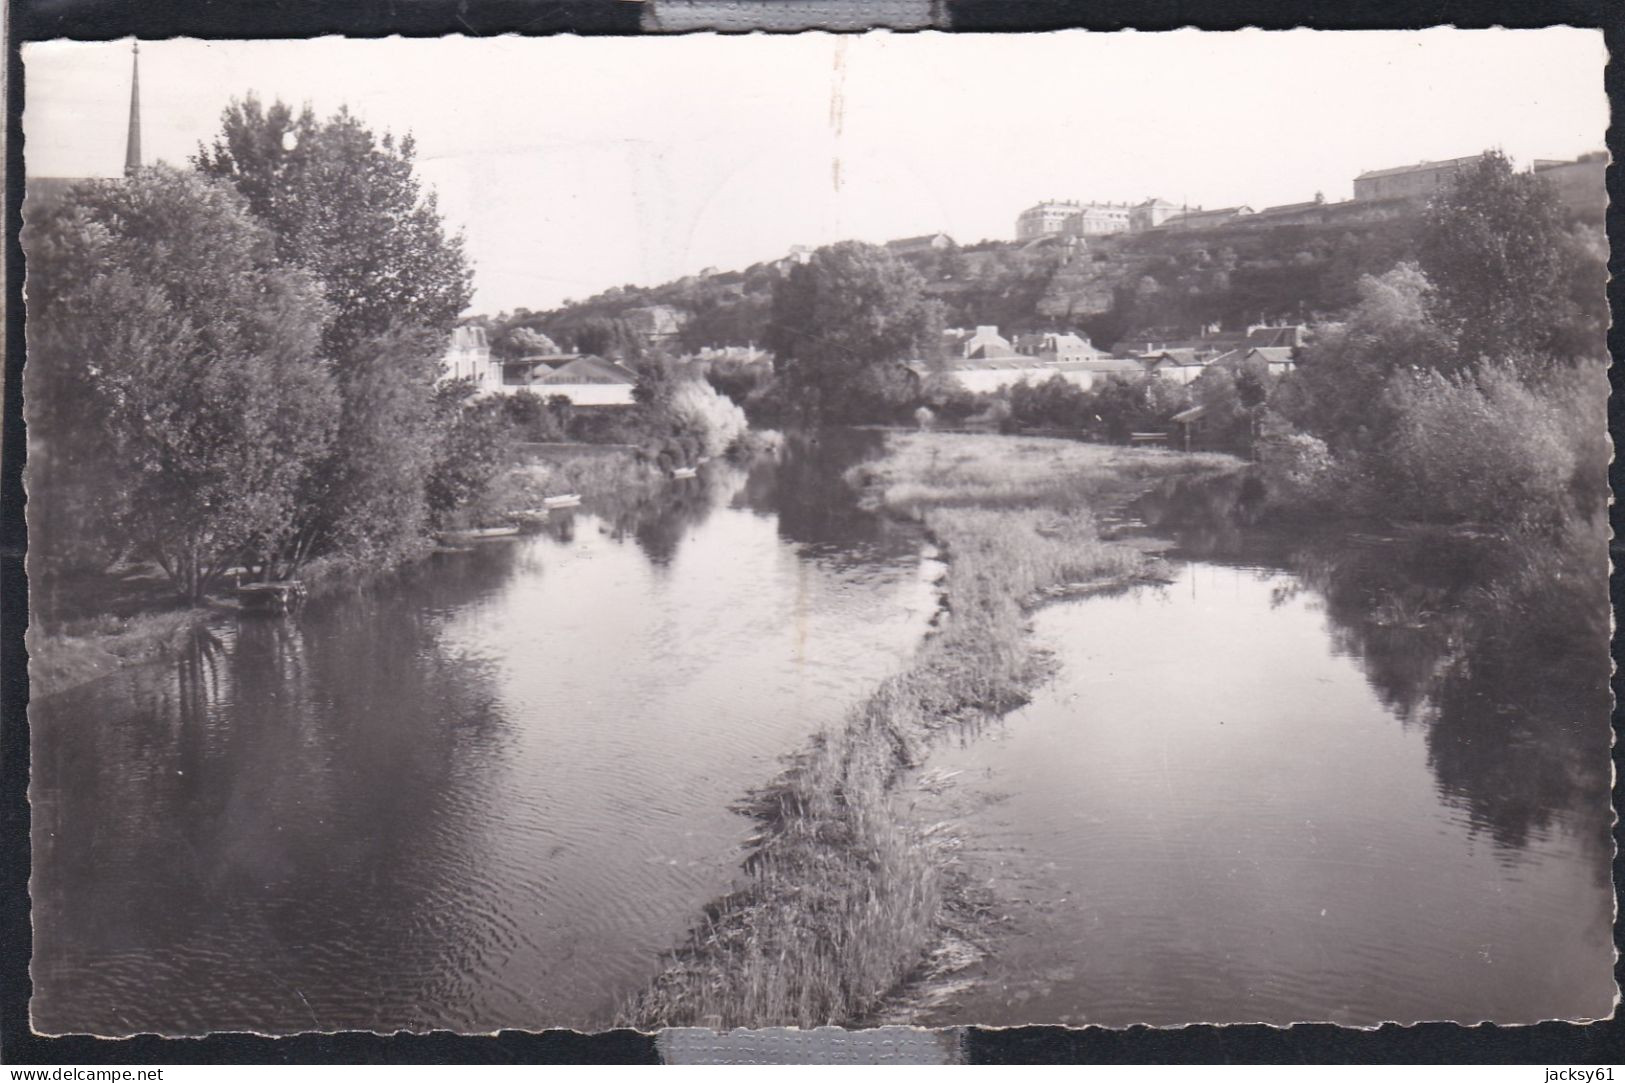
[1532,153,1607,217]
[1016,201,1086,240]
[1162,205,1255,231]
[886,232,953,256]
[1130,199,1182,231]
[1352,155,1482,202]
[1016,197,1205,240]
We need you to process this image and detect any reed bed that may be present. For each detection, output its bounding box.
[621,432,1238,1030]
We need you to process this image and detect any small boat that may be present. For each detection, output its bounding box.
[670,466,698,480]
[542,493,582,509]
[236,581,307,614]
[436,525,522,544]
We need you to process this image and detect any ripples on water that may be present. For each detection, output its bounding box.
[31,435,939,1035]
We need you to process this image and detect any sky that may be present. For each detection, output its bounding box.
[23,29,1608,315]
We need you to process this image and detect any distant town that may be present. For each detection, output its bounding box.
[1013,151,1606,240]
[437,148,1604,412]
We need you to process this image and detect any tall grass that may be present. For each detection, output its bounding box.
[621,433,1239,1029]
[27,607,211,699]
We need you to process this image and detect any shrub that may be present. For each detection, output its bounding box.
[1258,431,1340,511]
[667,379,750,459]
[1370,364,1580,527]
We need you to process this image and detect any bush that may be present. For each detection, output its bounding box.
[1008,374,1091,430]
[667,379,750,459]
[1258,431,1340,511]
[1369,364,1581,527]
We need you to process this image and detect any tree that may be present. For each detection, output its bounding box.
[196,97,474,563]
[765,241,942,422]
[1417,151,1575,367]
[1274,262,1453,453]
[503,327,560,358]
[425,380,513,528]
[25,167,339,602]
[195,97,472,359]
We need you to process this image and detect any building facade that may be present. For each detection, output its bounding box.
[886,232,953,256]
[1162,206,1255,231]
[494,354,639,406]
[1016,201,1083,241]
[441,324,493,385]
[1069,203,1134,236]
[946,325,1018,360]
[1352,156,1481,202]
[1533,153,1607,218]
[1014,332,1100,363]
[1130,198,1182,231]
[1016,200,1140,239]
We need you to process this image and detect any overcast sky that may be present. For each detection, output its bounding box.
[23,29,1607,315]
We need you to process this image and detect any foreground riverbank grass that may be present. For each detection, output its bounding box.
[623,433,1239,1029]
[27,607,216,699]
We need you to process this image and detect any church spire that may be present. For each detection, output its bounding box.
[123,41,141,177]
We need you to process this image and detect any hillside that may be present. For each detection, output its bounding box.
[484,207,1428,358]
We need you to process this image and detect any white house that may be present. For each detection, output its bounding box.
[441,325,493,386]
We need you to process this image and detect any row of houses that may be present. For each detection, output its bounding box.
[443,320,1298,407]
[441,326,640,406]
[904,323,1301,395]
[1017,150,1607,241]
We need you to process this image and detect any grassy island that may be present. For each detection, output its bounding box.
[623,432,1238,1029]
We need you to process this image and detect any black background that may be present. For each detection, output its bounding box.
[4,0,1621,1065]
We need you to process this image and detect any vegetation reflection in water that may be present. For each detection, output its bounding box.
[1134,471,1612,858]
[909,469,1612,1027]
[29,431,936,1036]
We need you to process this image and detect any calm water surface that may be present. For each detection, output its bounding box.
[31,433,938,1035]
[919,475,1615,1027]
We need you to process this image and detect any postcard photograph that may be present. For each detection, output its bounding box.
[19,28,1614,1037]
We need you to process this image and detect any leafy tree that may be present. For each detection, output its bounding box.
[425,379,513,528]
[24,167,339,602]
[195,97,472,359]
[196,97,474,563]
[497,326,561,360]
[1088,376,1151,444]
[554,315,642,360]
[1417,151,1575,367]
[765,241,943,422]
[311,325,447,561]
[1274,262,1453,453]
[1008,374,1090,430]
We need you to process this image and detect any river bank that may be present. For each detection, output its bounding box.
[621,432,1238,1030]
[27,444,670,702]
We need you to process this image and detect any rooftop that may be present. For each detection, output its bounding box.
[1354,155,1483,181]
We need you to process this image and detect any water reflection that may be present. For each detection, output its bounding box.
[736,430,921,562]
[32,435,937,1035]
[1133,472,1612,858]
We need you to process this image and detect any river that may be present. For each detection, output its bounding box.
[30,448,1615,1034]
[29,431,939,1035]
[912,472,1615,1027]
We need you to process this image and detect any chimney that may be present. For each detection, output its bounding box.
[123,42,142,176]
